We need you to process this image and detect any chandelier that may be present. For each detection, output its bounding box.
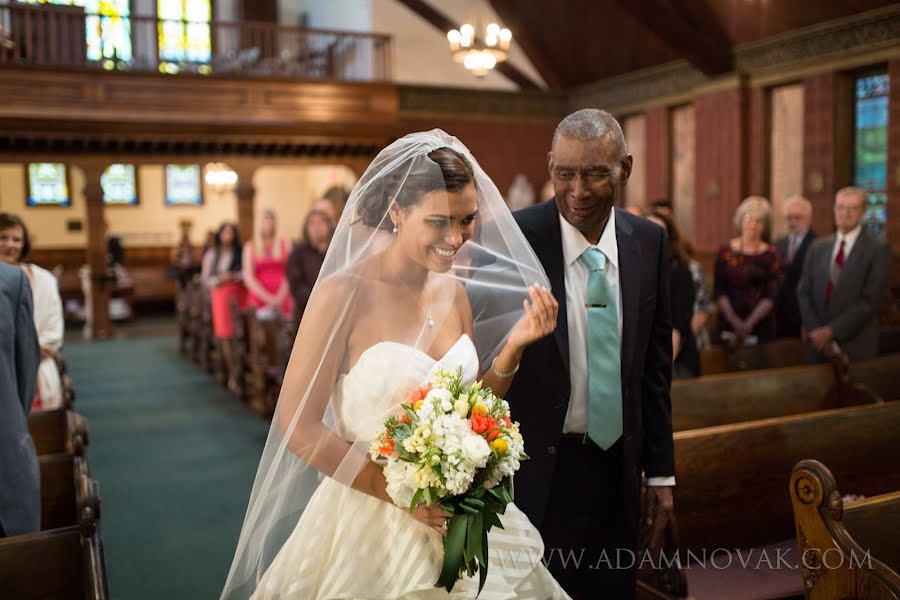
[447,22,512,77]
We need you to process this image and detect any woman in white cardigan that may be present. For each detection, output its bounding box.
[0,213,64,410]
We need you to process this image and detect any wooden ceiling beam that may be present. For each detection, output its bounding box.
[395,0,543,90]
[617,0,734,75]
[489,0,565,89]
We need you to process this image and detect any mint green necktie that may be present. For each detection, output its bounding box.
[580,247,623,449]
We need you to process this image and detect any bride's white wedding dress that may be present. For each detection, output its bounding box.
[252,334,570,599]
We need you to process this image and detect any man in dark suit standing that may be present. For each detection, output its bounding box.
[508,109,675,599]
[775,196,817,337]
[0,261,41,537]
[797,186,891,362]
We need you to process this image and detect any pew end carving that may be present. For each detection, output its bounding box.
[790,460,900,600]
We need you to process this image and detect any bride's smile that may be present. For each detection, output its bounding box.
[390,184,479,273]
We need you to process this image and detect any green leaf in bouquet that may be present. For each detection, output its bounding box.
[466,511,484,569]
[462,496,485,510]
[409,488,424,512]
[483,510,502,530]
[402,404,418,422]
[436,513,468,592]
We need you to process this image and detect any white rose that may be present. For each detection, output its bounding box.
[460,435,491,467]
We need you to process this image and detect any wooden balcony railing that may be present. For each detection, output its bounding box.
[0,2,393,82]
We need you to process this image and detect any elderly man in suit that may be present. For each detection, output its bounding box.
[775,196,817,337]
[0,261,41,537]
[797,187,891,361]
[508,109,675,599]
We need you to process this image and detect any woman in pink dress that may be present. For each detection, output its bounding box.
[242,209,292,319]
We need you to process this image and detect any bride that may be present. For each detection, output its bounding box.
[222,130,571,599]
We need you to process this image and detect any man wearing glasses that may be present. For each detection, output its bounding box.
[797,187,892,361]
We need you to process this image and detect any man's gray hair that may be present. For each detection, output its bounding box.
[783,195,812,217]
[552,109,627,159]
[835,186,867,205]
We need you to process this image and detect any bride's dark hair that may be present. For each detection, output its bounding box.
[357,147,475,229]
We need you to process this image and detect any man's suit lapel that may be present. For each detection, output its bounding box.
[616,210,640,380]
[537,201,570,375]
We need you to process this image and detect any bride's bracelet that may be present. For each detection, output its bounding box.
[490,356,520,378]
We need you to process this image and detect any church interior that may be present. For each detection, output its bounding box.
[1,0,899,599]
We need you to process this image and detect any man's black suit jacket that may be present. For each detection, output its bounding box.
[507,200,675,538]
[774,230,816,338]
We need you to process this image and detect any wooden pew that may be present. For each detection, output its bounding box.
[672,365,876,431]
[700,338,808,375]
[40,453,94,531]
[845,353,900,403]
[29,409,89,457]
[790,460,900,599]
[47,349,76,409]
[245,311,294,418]
[229,299,252,400]
[0,455,108,599]
[673,402,900,553]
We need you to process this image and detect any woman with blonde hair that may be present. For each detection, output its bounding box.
[243,209,292,319]
[714,196,782,344]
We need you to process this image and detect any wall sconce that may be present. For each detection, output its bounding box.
[807,171,824,194]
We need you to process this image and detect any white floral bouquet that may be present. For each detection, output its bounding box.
[369,366,528,594]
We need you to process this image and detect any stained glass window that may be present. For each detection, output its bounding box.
[102,164,138,205]
[27,163,70,207]
[165,164,203,205]
[854,73,889,238]
[16,0,132,65]
[158,0,211,71]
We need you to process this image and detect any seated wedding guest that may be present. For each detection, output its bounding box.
[0,213,65,410]
[202,222,245,392]
[774,196,817,338]
[243,209,292,319]
[648,210,699,378]
[286,208,334,327]
[0,261,40,537]
[714,197,782,345]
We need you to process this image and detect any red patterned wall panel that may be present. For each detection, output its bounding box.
[399,118,558,202]
[693,87,747,252]
[803,72,837,235]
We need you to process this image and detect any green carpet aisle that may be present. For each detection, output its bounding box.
[64,324,269,599]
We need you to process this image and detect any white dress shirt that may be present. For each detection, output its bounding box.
[558,210,675,487]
